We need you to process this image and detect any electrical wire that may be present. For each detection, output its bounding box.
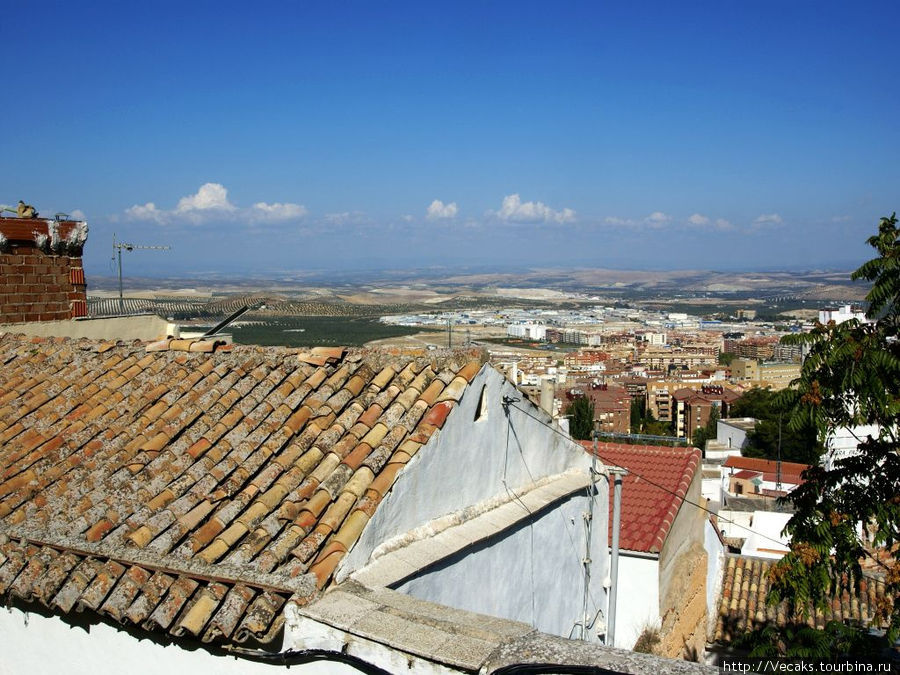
[504,401,838,557]
[502,396,605,637]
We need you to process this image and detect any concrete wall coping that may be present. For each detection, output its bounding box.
[289,581,718,674]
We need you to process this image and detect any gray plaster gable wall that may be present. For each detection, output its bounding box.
[394,491,609,641]
[339,365,598,578]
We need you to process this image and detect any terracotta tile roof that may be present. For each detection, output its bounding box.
[713,555,889,644]
[0,333,483,645]
[723,456,810,486]
[579,441,701,554]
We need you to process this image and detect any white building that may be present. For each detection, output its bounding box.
[818,304,868,325]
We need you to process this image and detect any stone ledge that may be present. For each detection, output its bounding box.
[289,580,717,674]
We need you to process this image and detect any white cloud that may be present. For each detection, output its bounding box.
[491,193,575,224]
[70,209,86,221]
[645,211,671,228]
[686,213,735,230]
[426,199,458,220]
[175,183,236,214]
[250,202,308,222]
[123,183,307,226]
[753,213,783,226]
[323,211,368,226]
[687,213,710,226]
[124,202,168,224]
[603,216,635,226]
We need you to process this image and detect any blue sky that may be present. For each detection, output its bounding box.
[2,1,898,278]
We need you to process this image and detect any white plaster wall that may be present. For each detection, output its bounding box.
[701,476,723,503]
[341,366,595,576]
[717,509,753,539]
[824,423,880,471]
[715,421,750,451]
[703,518,725,634]
[395,491,609,642]
[0,606,361,675]
[614,555,661,650]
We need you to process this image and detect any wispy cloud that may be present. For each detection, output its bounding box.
[489,193,575,224]
[603,216,634,226]
[686,213,735,230]
[122,183,307,226]
[645,211,671,228]
[323,211,368,226]
[687,213,710,226]
[715,218,735,230]
[249,202,308,222]
[426,199,458,220]
[753,213,784,227]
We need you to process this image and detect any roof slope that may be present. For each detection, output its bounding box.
[713,555,888,644]
[580,441,701,554]
[0,334,482,644]
[722,456,809,485]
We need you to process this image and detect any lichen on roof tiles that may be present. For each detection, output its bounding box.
[712,555,889,645]
[0,335,482,646]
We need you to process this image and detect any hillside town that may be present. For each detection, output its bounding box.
[0,212,895,674]
[4,3,899,672]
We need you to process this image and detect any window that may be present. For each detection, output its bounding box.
[474,384,488,421]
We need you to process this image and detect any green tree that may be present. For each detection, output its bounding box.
[718,351,736,366]
[691,404,719,450]
[565,396,594,440]
[769,214,900,648]
[730,387,823,464]
[630,396,646,429]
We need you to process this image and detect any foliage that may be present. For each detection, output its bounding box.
[228,315,433,347]
[768,214,900,649]
[734,620,890,658]
[630,396,674,436]
[718,351,736,366]
[566,396,595,440]
[691,404,719,450]
[730,387,823,464]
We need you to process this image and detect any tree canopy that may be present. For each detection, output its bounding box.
[769,214,900,649]
[729,387,823,464]
[566,396,594,440]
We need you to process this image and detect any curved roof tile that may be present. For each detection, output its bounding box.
[0,334,483,645]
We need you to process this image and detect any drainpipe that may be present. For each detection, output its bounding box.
[607,465,628,647]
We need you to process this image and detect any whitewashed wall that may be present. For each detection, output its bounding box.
[0,606,361,675]
[340,366,599,574]
[613,554,660,649]
[338,365,611,643]
[396,491,608,641]
[703,518,725,634]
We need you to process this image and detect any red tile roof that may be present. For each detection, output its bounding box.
[579,441,701,554]
[0,334,483,645]
[722,456,809,486]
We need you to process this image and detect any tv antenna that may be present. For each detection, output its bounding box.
[113,233,171,315]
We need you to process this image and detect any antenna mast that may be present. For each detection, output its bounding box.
[113,233,171,315]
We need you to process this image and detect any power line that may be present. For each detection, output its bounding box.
[508,400,889,586]
[504,401,808,554]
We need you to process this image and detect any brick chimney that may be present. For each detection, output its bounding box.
[0,217,89,324]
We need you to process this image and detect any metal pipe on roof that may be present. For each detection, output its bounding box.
[607,465,628,648]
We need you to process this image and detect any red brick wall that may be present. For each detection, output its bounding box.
[0,219,88,324]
